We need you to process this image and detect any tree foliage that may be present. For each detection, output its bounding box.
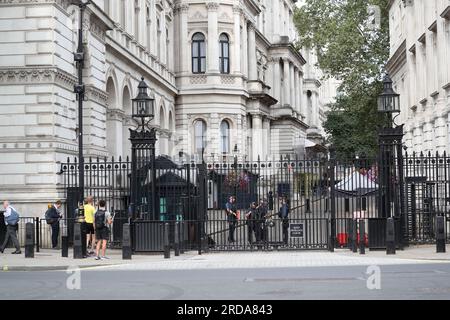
[294,0,390,158]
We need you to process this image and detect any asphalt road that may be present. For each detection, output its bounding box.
[1,263,450,300]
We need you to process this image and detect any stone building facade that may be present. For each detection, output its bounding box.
[387,0,450,154]
[0,0,331,212]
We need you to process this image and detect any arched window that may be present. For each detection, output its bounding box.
[219,33,230,74]
[220,120,230,154]
[194,120,207,153]
[192,33,206,74]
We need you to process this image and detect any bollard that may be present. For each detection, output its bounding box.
[73,223,83,259]
[359,220,365,255]
[25,222,35,258]
[35,217,40,253]
[174,222,180,257]
[351,219,358,253]
[179,221,185,254]
[61,235,69,257]
[386,217,396,255]
[163,222,170,259]
[122,223,132,260]
[436,216,446,253]
[81,222,87,258]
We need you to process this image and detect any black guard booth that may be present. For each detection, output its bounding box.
[133,156,198,252]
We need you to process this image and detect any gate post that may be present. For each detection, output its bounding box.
[197,162,208,255]
[328,151,336,252]
[436,215,446,253]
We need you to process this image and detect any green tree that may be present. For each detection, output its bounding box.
[294,0,390,158]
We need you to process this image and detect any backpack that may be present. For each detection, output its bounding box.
[45,208,56,225]
[5,207,20,226]
[95,209,106,229]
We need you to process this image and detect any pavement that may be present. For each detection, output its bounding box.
[0,245,449,272]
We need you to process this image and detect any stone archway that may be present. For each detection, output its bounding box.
[106,77,122,158]
[122,86,132,158]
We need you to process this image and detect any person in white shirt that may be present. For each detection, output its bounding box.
[1,201,21,254]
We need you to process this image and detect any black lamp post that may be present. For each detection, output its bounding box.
[129,77,157,220]
[377,74,404,219]
[73,0,91,208]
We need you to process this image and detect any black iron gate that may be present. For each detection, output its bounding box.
[60,152,450,252]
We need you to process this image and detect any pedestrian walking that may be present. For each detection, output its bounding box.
[84,196,96,255]
[225,196,237,243]
[0,201,21,254]
[94,200,113,260]
[45,200,63,249]
[278,197,290,245]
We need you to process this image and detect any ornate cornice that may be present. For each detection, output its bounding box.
[0,67,77,91]
[206,1,219,12]
[0,0,71,9]
[85,85,108,104]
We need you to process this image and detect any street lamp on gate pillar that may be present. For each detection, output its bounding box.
[377,74,404,219]
[129,78,157,220]
[72,0,91,207]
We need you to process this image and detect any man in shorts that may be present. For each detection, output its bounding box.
[84,196,96,255]
[94,199,112,260]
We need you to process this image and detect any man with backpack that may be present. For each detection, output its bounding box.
[0,201,21,254]
[94,200,112,260]
[45,200,62,249]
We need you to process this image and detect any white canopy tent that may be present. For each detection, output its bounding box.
[335,171,378,196]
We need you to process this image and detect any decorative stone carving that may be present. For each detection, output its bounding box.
[191,11,207,20]
[206,2,219,12]
[190,75,207,85]
[0,0,70,10]
[0,67,77,91]
[221,76,236,85]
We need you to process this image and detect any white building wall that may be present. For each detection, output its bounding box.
[388,0,450,154]
[0,0,332,215]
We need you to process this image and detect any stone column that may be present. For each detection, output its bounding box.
[299,71,304,118]
[272,0,279,40]
[207,2,219,73]
[294,68,300,113]
[434,116,447,153]
[311,91,318,127]
[273,59,281,104]
[150,0,157,57]
[437,16,447,93]
[283,58,290,106]
[263,118,271,158]
[252,114,263,160]
[242,19,248,77]
[412,125,423,153]
[161,14,167,65]
[233,6,242,74]
[248,23,257,80]
[179,4,189,73]
[289,63,295,107]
